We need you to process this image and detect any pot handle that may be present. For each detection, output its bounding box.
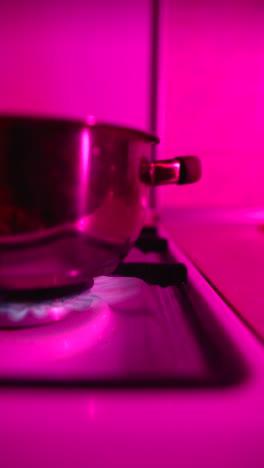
[140,156,201,186]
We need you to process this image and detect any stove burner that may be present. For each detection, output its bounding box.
[0,228,187,329]
[0,276,144,377]
[0,289,112,377]
[0,280,94,328]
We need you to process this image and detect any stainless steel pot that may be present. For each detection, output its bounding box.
[0,115,201,290]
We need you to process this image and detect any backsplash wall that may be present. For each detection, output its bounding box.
[157,0,264,209]
[0,0,152,131]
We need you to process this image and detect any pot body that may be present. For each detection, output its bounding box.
[0,116,157,290]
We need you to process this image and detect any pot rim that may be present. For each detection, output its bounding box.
[0,113,160,144]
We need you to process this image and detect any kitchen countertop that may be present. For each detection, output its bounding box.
[162,219,264,341]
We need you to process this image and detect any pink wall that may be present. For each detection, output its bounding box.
[0,0,152,131]
[157,0,264,208]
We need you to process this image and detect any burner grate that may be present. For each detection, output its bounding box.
[111,263,187,286]
[135,226,168,253]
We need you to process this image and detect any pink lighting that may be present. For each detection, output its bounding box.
[87,399,96,420]
[81,130,89,177]
[0,275,151,379]
[50,306,63,322]
[0,252,263,468]
[1,2,264,467]
[79,129,90,217]
[0,282,112,377]
[0,0,152,130]
[86,115,96,125]
[77,217,89,232]
[68,270,80,278]
[158,0,264,210]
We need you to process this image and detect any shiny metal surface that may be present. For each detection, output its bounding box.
[0,116,201,290]
[0,274,208,376]
[141,156,202,185]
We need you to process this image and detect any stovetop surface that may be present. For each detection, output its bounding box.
[0,227,245,387]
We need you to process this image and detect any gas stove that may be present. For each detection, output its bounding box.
[0,224,264,468]
[0,227,248,387]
